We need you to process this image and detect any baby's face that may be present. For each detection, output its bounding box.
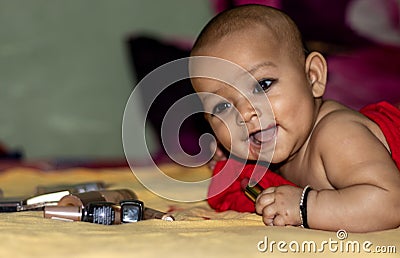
[191,25,317,163]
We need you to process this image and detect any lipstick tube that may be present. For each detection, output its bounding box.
[243,180,264,203]
[244,184,264,202]
[57,189,137,208]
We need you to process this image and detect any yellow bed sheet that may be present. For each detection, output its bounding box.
[0,164,398,258]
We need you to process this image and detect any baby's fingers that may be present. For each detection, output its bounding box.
[261,203,277,226]
[255,188,276,214]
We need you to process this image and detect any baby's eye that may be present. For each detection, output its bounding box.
[212,102,231,115]
[253,79,276,93]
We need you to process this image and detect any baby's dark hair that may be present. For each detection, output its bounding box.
[191,4,309,60]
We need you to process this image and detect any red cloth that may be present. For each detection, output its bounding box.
[208,102,400,212]
[360,101,400,169]
[207,158,296,212]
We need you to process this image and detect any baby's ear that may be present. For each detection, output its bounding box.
[305,52,327,98]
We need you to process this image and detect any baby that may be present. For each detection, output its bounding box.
[189,4,400,232]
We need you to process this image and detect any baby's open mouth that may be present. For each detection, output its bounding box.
[249,126,276,145]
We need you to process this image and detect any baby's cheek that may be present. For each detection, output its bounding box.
[214,126,232,151]
[210,116,242,154]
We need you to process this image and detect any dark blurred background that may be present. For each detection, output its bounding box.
[1,0,399,167]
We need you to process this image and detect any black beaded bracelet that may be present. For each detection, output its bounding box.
[299,185,312,228]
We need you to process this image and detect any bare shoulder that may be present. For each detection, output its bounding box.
[310,100,377,163]
[313,100,386,146]
[316,100,365,123]
[309,100,396,187]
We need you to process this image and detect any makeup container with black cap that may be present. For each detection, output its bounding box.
[44,200,144,225]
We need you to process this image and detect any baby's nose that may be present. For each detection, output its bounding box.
[235,98,259,125]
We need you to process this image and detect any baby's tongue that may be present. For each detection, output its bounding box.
[253,128,275,143]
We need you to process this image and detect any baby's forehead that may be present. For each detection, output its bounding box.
[191,6,306,63]
[196,22,281,52]
[217,23,279,46]
[192,24,301,71]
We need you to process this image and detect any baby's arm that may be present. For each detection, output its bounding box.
[256,113,400,232]
[307,117,400,232]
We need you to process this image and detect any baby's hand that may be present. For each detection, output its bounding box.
[255,185,303,226]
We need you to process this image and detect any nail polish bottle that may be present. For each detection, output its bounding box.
[84,202,122,225]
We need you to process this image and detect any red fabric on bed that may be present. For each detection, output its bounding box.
[207,158,296,212]
[360,101,400,169]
